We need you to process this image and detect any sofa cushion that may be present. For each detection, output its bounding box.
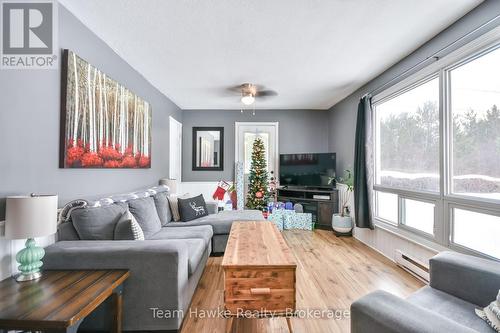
[114,211,145,240]
[182,239,206,276]
[153,192,172,226]
[57,222,80,241]
[166,210,264,235]
[167,193,190,222]
[407,286,493,332]
[128,197,162,239]
[178,194,208,222]
[71,203,127,240]
[149,225,213,247]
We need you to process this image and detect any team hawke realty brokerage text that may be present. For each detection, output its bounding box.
[1,0,58,69]
[149,307,351,320]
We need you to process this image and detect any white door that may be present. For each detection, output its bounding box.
[169,116,182,181]
[235,122,279,196]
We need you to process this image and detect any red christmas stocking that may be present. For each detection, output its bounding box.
[212,186,226,200]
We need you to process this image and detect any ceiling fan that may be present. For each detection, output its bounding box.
[228,83,278,106]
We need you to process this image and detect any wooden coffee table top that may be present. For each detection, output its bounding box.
[222,221,297,268]
[0,270,129,330]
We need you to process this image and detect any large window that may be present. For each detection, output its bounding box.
[373,38,500,260]
[453,208,500,259]
[450,46,500,200]
[401,198,435,235]
[375,77,440,193]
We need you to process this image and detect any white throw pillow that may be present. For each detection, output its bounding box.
[167,193,190,222]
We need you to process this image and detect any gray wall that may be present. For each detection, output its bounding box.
[328,0,500,174]
[0,5,182,219]
[182,110,330,182]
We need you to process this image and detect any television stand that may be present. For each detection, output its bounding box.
[277,186,339,230]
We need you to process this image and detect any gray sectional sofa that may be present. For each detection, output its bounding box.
[351,251,500,333]
[43,186,264,332]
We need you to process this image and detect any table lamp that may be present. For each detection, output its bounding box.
[5,194,58,282]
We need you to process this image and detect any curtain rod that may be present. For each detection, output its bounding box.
[362,13,500,99]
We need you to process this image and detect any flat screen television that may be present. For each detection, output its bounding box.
[279,153,336,188]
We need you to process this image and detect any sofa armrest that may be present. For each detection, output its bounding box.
[44,240,190,331]
[206,200,218,214]
[351,290,477,333]
[430,251,500,306]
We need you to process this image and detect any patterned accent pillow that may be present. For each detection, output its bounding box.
[130,213,145,240]
[475,290,500,333]
[167,193,190,222]
[178,194,208,222]
[114,211,145,240]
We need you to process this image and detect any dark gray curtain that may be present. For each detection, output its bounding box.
[353,96,374,229]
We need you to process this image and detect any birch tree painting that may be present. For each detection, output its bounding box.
[60,50,152,168]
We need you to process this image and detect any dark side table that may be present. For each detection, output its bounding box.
[0,270,129,333]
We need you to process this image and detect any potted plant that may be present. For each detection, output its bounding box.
[331,169,354,236]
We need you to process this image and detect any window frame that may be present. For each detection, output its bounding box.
[371,28,500,260]
[373,74,441,196]
[448,203,500,261]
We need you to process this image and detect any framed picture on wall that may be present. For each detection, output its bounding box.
[60,49,152,168]
[192,127,224,171]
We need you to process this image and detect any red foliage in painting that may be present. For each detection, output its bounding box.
[81,152,103,167]
[65,140,149,168]
[66,147,85,166]
[124,146,133,156]
[138,155,151,168]
[65,139,85,166]
[99,146,123,160]
[103,160,121,168]
[121,155,137,168]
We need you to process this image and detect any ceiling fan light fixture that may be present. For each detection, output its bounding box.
[241,94,255,105]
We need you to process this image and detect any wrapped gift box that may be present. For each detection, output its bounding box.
[283,212,314,230]
[267,213,284,231]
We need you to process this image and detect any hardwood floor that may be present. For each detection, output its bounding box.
[181,229,424,333]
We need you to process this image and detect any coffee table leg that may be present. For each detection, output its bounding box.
[286,317,293,333]
[225,316,234,333]
[111,287,123,333]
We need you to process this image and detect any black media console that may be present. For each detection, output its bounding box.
[276,186,339,230]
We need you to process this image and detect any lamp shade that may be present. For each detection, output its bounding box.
[159,178,178,194]
[5,195,58,239]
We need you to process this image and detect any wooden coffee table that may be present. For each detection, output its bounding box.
[0,270,129,333]
[222,221,297,332]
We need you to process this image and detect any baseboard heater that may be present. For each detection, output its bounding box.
[394,250,430,283]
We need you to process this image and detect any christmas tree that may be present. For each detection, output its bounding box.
[246,137,269,210]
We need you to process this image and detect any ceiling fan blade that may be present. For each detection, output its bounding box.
[227,85,244,93]
[256,90,278,97]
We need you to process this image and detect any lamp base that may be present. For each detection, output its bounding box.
[15,271,42,282]
[15,238,45,282]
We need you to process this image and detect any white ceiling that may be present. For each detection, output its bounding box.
[59,0,482,110]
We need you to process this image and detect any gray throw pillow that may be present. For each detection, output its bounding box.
[71,203,127,240]
[153,192,172,226]
[178,194,209,222]
[114,211,145,240]
[128,197,162,238]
